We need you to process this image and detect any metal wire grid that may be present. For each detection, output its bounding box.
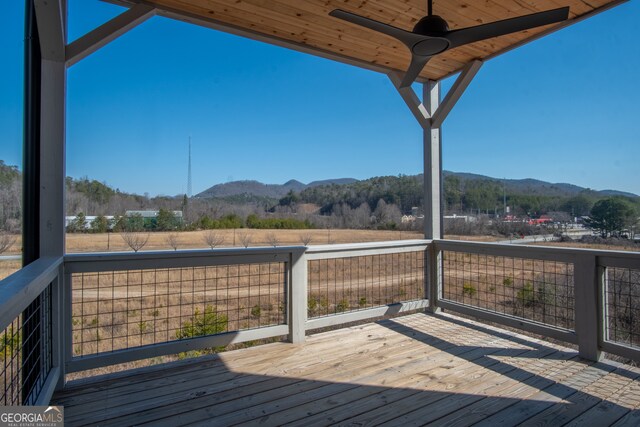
[307,251,425,318]
[71,262,286,357]
[605,267,640,348]
[1,284,52,405]
[441,251,575,330]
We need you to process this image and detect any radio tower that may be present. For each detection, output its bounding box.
[187,136,192,198]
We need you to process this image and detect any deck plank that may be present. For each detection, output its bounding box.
[76,319,454,425]
[51,312,640,427]
[519,364,640,427]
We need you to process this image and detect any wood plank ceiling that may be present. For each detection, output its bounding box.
[114,0,622,81]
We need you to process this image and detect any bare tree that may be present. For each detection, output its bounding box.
[121,232,149,252]
[299,233,313,246]
[266,232,280,247]
[166,233,179,251]
[203,230,225,249]
[0,232,16,255]
[238,232,252,248]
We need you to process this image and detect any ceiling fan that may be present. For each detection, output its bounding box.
[330,1,570,88]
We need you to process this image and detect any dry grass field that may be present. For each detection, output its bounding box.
[66,229,424,253]
[0,259,20,282]
[0,229,424,281]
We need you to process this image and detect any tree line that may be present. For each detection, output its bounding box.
[1,161,638,237]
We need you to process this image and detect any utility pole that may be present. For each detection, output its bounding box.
[503,178,507,216]
[187,136,192,198]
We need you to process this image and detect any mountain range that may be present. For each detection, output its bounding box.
[196,178,358,199]
[196,172,637,200]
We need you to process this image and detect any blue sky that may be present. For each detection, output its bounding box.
[1,1,638,196]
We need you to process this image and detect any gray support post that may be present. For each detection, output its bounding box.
[39,59,66,257]
[388,64,482,314]
[35,0,66,257]
[66,4,156,67]
[289,250,307,343]
[574,254,603,361]
[34,0,65,62]
[424,81,442,312]
[423,80,442,240]
[387,72,430,126]
[34,0,67,390]
[52,265,66,390]
[431,60,483,128]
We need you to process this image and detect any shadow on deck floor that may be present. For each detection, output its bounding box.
[53,313,640,426]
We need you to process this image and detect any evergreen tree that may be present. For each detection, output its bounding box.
[90,215,109,233]
[585,197,636,237]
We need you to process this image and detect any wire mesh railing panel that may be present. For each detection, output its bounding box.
[1,284,53,405]
[71,262,286,357]
[442,251,575,330]
[1,316,22,405]
[307,251,425,318]
[605,267,640,349]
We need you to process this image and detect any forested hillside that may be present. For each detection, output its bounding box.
[1,159,638,234]
[286,173,638,218]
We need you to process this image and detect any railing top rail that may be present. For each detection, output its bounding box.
[305,239,430,260]
[65,245,307,262]
[436,239,640,263]
[0,256,62,331]
[64,246,307,273]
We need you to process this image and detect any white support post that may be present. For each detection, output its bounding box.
[289,250,307,343]
[66,4,156,67]
[574,254,603,361]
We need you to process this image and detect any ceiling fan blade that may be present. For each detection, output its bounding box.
[330,9,422,48]
[399,54,432,88]
[445,7,570,49]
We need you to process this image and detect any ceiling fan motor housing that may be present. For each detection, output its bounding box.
[413,15,450,35]
[411,15,451,55]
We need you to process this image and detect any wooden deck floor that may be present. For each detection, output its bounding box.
[52,313,640,426]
